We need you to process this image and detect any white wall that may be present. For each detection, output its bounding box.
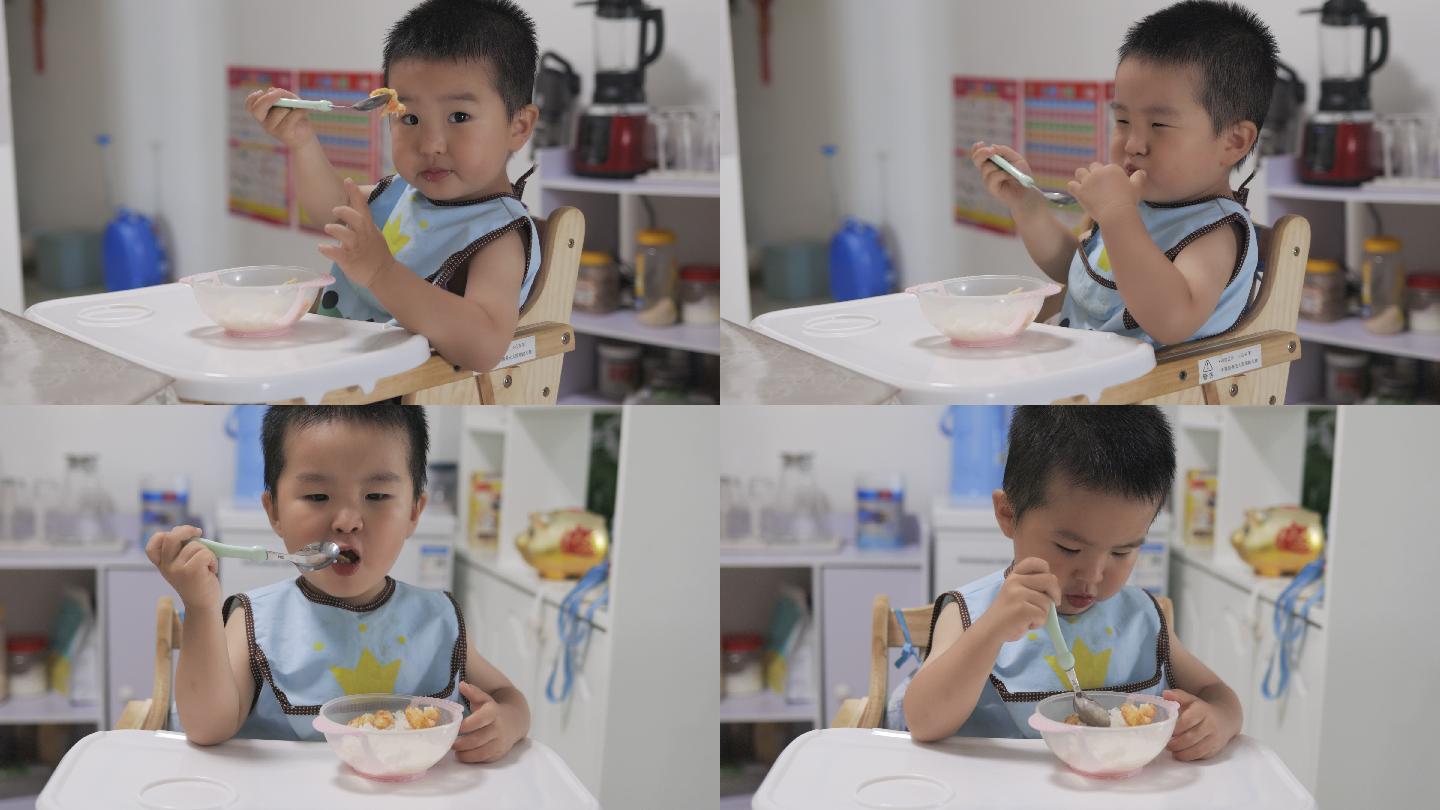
[0,6,24,313]
[731,0,1440,291]
[0,406,461,539]
[720,405,953,520]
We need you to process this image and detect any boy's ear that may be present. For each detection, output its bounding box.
[992,489,1018,539]
[408,491,428,529]
[508,104,539,151]
[261,489,280,529]
[1223,120,1259,166]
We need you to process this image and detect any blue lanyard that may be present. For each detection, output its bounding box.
[547,560,610,704]
[893,608,921,673]
[1261,557,1325,701]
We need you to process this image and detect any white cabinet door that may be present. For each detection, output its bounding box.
[820,566,928,727]
[1244,612,1325,795]
[529,600,609,797]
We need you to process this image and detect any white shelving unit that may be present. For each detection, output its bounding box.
[453,405,717,810]
[532,146,721,404]
[1262,156,1440,402]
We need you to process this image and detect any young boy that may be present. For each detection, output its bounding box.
[902,406,1243,762]
[244,0,543,373]
[146,405,530,763]
[970,0,1279,347]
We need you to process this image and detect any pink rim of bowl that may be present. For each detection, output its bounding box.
[905,275,1062,347]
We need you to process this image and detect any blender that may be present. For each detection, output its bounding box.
[1299,0,1389,185]
[572,0,664,178]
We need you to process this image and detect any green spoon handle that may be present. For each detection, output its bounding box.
[273,98,334,112]
[987,154,1037,191]
[1044,602,1075,672]
[195,537,270,563]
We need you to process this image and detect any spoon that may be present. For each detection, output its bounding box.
[274,94,396,113]
[987,153,1078,206]
[194,538,343,573]
[1043,602,1111,727]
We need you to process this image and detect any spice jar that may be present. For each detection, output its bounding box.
[635,229,679,327]
[1299,259,1346,322]
[573,251,621,314]
[596,341,642,401]
[1324,349,1368,405]
[721,634,765,698]
[679,265,721,325]
[1406,273,1440,334]
[1361,236,1405,334]
[6,635,49,698]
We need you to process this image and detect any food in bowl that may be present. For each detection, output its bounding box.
[314,694,463,782]
[1029,691,1180,778]
[905,274,1062,347]
[179,265,334,337]
[1065,701,1157,727]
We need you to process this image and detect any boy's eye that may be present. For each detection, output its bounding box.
[1151,123,1167,129]
[366,493,392,501]
[1115,119,1128,125]
[304,494,328,502]
[1056,545,1081,555]
[1112,549,1134,558]
[399,114,419,126]
[448,112,470,124]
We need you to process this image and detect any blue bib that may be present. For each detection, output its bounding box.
[1059,196,1258,347]
[223,577,467,741]
[891,567,1172,738]
[318,170,542,324]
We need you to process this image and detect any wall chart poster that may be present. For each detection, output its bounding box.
[1103,80,1117,159]
[296,70,387,232]
[952,76,1020,235]
[227,66,295,227]
[1021,79,1104,193]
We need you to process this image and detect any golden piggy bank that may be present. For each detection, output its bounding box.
[515,509,610,579]
[1230,505,1324,577]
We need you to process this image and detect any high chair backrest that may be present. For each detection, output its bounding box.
[115,596,181,732]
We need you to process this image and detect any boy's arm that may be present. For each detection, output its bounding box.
[1164,621,1244,760]
[1099,209,1237,344]
[902,602,1006,742]
[452,641,531,763]
[173,603,257,746]
[1011,195,1081,284]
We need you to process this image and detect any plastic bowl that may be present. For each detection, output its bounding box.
[179,266,333,337]
[1027,691,1180,778]
[313,693,464,782]
[905,275,1061,347]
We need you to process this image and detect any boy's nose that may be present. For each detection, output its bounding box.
[330,509,363,534]
[1125,133,1148,156]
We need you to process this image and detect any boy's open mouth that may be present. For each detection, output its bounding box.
[337,548,361,564]
[1065,593,1095,609]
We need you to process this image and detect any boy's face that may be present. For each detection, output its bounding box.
[1109,58,1255,203]
[261,421,426,604]
[387,58,537,202]
[993,475,1159,615]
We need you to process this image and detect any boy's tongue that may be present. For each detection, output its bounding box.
[1065,593,1095,609]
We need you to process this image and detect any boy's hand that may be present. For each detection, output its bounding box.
[144,525,220,611]
[969,142,1038,211]
[1163,688,1235,761]
[452,681,517,763]
[1067,162,1146,226]
[244,87,317,149]
[986,557,1062,642]
[318,178,396,289]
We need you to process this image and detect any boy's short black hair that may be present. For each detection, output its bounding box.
[383,0,539,118]
[1003,406,1175,522]
[1119,0,1279,163]
[262,405,430,501]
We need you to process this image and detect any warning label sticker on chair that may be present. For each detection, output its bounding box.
[1199,344,1262,383]
[501,335,537,366]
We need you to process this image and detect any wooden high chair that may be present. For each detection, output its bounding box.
[116,596,182,732]
[264,206,586,406]
[1044,214,1311,405]
[833,592,1175,730]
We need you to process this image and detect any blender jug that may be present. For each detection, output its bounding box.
[770,452,831,545]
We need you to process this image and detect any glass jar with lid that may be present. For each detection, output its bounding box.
[1406,272,1440,334]
[573,251,621,314]
[7,635,49,698]
[679,265,721,325]
[1361,236,1405,334]
[1299,258,1346,322]
[721,634,765,698]
[634,228,678,326]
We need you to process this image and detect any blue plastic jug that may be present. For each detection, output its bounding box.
[829,218,894,301]
[939,406,1011,500]
[102,208,168,291]
[226,406,268,502]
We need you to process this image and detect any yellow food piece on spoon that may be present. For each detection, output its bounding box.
[370,87,407,116]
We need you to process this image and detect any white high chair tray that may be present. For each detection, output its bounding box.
[39,730,598,810]
[751,295,1157,404]
[25,285,433,403]
[755,729,1314,810]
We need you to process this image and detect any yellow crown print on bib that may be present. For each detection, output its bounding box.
[383,212,412,255]
[331,648,401,694]
[1044,636,1113,691]
[1096,247,1114,273]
